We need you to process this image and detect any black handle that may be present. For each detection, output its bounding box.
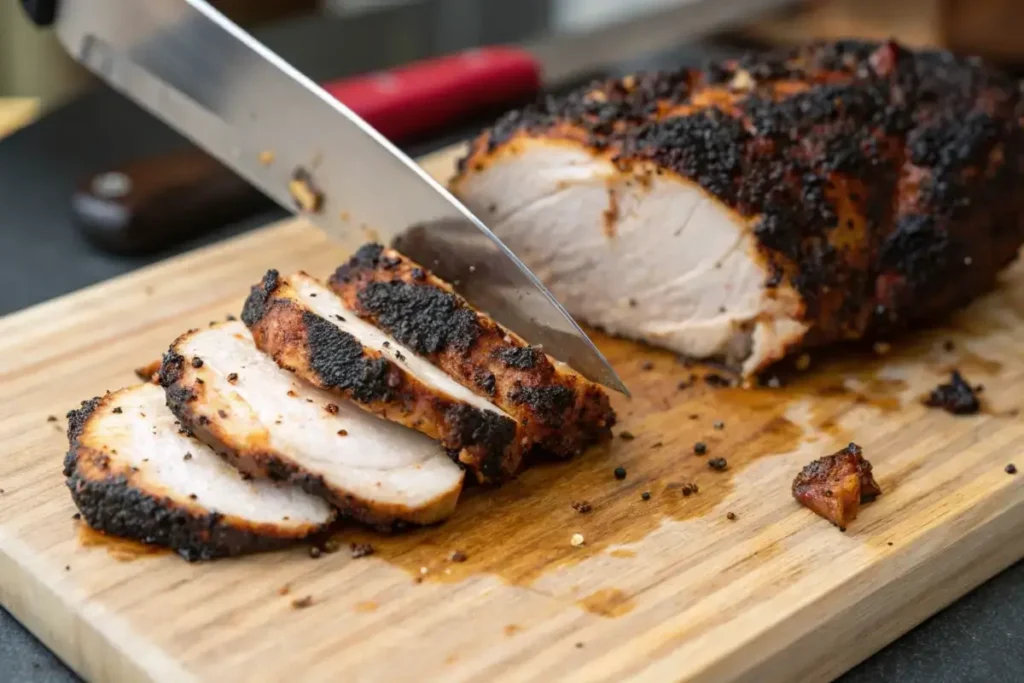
[21,0,57,26]
[71,146,276,255]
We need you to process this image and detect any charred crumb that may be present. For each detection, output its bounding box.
[693,441,708,455]
[681,482,698,496]
[449,550,468,562]
[291,595,314,609]
[226,314,237,322]
[309,546,322,559]
[325,404,339,415]
[337,430,348,436]
[641,491,651,501]
[925,370,980,415]
[572,500,593,514]
[1006,464,1017,474]
[708,457,728,471]
[112,407,122,414]
[288,168,323,213]
[47,415,58,422]
[217,409,228,419]
[350,542,375,558]
[72,512,81,520]
[614,466,627,480]
[190,356,204,369]
[227,373,238,384]
[619,431,636,441]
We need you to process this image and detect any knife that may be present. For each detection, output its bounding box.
[22,0,627,394]
[69,48,546,255]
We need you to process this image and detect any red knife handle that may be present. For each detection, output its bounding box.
[323,47,542,141]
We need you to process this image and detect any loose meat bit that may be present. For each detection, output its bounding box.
[288,168,323,213]
[792,442,881,531]
[924,369,981,415]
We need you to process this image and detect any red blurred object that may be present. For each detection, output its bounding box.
[322,47,543,141]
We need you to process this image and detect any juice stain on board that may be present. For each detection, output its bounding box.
[335,332,907,589]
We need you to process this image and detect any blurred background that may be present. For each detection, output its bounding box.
[4,0,1024,127]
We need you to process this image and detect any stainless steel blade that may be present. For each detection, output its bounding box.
[52,0,627,394]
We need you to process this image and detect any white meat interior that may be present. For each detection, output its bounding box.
[94,383,333,527]
[454,139,808,372]
[179,322,464,511]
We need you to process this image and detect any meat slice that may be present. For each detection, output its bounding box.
[63,384,334,561]
[792,442,881,530]
[451,40,1024,376]
[242,270,522,482]
[328,243,616,458]
[158,322,464,528]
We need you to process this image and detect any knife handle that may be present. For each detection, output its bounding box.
[72,147,274,254]
[325,46,541,141]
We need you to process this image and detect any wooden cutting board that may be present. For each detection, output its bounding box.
[1,145,1022,683]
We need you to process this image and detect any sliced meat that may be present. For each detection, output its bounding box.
[63,384,334,561]
[158,321,463,527]
[792,442,881,530]
[328,243,616,458]
[242,270,522,482]
[451,40,1024,376]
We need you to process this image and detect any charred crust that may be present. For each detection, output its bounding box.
[474,369,497,396]
[241,270,281,327]
[332,243,385,284]
[302,311,395,403]
[66,396,102,444]
[508,384,575,428]
[64,457,302,561]
[443,405,517,480]
[493,346,541,370]
[356,280,479,355]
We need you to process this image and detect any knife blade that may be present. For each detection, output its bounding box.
[41,0,627,394]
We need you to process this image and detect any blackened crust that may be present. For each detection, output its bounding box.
[302,311,394,404]
[329,245,616,458]
[242,273,523,481]
[66,455,300,561]
[456,40,1024,362]
[241,269,281,327]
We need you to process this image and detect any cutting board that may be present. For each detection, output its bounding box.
[1,145,1022,683]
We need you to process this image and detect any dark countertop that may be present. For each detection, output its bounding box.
[1,15,1021,683]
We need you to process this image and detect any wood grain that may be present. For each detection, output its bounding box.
[1,145,1022,683]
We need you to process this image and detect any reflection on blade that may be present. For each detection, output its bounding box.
[53,0,627,394]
